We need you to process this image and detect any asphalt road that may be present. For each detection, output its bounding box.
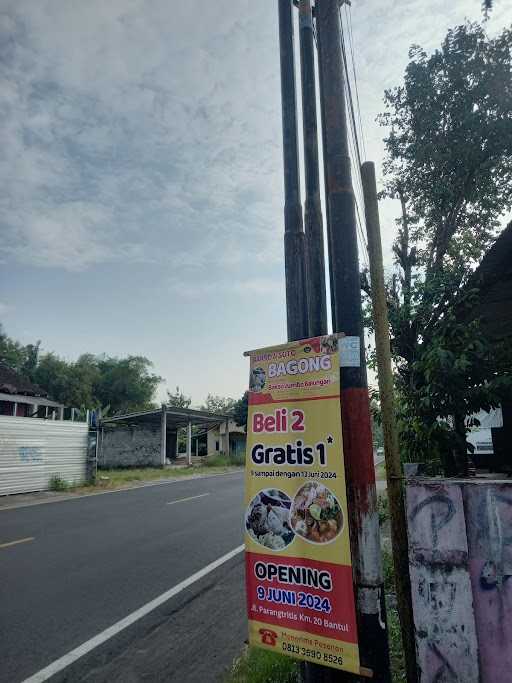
[0,472,246,683]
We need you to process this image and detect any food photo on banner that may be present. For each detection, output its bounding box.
[243,334,360,673]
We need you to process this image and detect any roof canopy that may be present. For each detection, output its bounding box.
[461,221,512,342]
[101,405,231,431]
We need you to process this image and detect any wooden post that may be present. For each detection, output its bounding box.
[187,421,192,466]
[161,405,167,467]
[361,161,418,682]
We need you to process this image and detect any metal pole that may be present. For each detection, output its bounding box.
[316,3,391,681]
[298,0,327,337]
[361,162,418,682]
[278,0,309,341]
[187,421,192,466]
[94,426,100,482]
[161,404,167,467]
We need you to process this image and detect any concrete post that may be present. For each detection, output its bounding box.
[316,4,390,680]
[187,421,192,466]
[225,419,230,458]
[299,0,327,337]
[160,405,167,467]
[278,0,309,340]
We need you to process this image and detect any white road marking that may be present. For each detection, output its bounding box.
[0,470,242,512]
[22,544,245,683]
[166,493,210,505]
[0,536,34,549]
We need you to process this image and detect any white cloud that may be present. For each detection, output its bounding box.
[0,0,284,273]
[0,301,12,316]
[1,0,510,278]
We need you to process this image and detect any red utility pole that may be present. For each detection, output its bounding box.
[315,2,391,680]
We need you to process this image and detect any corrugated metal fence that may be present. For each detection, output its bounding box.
[0,416,89,495]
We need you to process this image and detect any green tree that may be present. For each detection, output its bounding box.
[33,353,75,404]
[166,386,191,408]
[0,324,36,374]
[201,393,236,415]
[0,325,162,414]
[232,391,248,431]
[378,22,512,473]
[95,356,161,414]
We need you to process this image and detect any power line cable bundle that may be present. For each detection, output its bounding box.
[337,3,369,271]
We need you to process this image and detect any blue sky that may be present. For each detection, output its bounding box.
[1,0,511,405]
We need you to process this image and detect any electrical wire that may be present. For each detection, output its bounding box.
[346,5,367,161]
[338,4,370,270]
[310,2,369,270]
[339,6,363,171]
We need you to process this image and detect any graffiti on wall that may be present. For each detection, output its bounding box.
[407,482,479,683]
[407,480,512,682]
[18,446,44,463]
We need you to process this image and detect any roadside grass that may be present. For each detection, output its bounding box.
[204,453,245,467]
[388,606,406,682]
[381,548,406,681]
[90,464,242,488]
[226,647,298,683]
[49,462,244,496]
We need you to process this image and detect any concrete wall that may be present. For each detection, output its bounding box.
[207,419,245,456]
[406,478,512,682]
[99,424,162,468]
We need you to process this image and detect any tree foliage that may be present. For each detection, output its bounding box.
[166,386,191,408]
[378,22,512,473]
[201,393,237,415]
[232,391,249,431]
[0,325,161,415]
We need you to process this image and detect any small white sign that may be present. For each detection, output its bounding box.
[339,336,360,367]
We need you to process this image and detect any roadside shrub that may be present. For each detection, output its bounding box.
[227,647,298,683]
[378,494,389,526]
[49,474,68,491]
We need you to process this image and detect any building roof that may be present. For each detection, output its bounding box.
[463,221,512,342]
[100,405,231,431]
[0,364,49,398]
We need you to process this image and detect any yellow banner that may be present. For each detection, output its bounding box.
[244,335,360,673]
